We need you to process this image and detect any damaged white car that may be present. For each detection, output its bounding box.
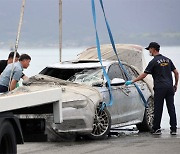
[11,44,155,140]
[37,59,154,139]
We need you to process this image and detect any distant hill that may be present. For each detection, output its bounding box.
[0,0,180,48]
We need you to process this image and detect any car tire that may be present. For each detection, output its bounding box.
[86,105,111,140]
[0,120,17,154]
[136,97,154,132]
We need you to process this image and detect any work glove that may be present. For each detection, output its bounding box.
[125,80,133,86]
[16,82,19,88]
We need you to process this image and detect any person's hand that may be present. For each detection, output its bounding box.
[174,85,177,92]
[125,80,133,86]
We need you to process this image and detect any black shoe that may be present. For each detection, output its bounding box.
[151,129,162,135]
[170,130,177,135]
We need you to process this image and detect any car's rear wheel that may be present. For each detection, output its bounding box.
[86,105,111,140]
[136,96,154,132]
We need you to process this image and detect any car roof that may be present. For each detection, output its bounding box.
[46,60,115,69]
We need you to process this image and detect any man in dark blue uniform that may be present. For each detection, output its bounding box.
[125,42,179,135]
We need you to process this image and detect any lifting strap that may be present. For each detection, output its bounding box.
[91,0,148,107]
[91,0,113,108]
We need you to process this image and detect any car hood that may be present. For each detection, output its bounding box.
[77,44,146,73]
[12,74,103,106]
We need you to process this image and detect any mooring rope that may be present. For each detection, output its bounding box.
[8,0,26,91]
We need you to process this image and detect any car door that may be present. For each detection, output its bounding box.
[105,63,134,125]
[106,62,145,125]
[122,64,145,122]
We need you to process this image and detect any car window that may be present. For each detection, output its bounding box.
[123,64,139,80]
[107,63,126,80]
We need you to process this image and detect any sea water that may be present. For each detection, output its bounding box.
[0,46,180,129]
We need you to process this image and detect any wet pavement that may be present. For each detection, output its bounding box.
[18,128,180,154]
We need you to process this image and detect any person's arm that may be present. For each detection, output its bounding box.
[125,60,152,86]
[173,69,179,92]
[10,79,18,91]
[125,73,148,85]
[10,68,22,91]
[132,73,148,83]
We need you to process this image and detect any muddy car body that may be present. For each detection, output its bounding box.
[35,59,154,139]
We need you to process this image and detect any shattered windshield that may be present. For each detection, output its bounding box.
[68,68,103,86]
[40,67,104,86]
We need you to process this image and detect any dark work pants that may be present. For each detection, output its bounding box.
[153,86,177,131]
[0,85,8,93]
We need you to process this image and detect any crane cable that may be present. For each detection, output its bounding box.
[91,0,113,109]
[8,0,26,91]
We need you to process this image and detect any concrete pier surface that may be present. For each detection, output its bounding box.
[18,128,180,154]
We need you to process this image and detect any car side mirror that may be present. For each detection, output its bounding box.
[110,78,125,86]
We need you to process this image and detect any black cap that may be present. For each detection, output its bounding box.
[145,42,160,50]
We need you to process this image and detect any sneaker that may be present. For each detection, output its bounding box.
[151,129,162,135]
[170,130,177,135]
